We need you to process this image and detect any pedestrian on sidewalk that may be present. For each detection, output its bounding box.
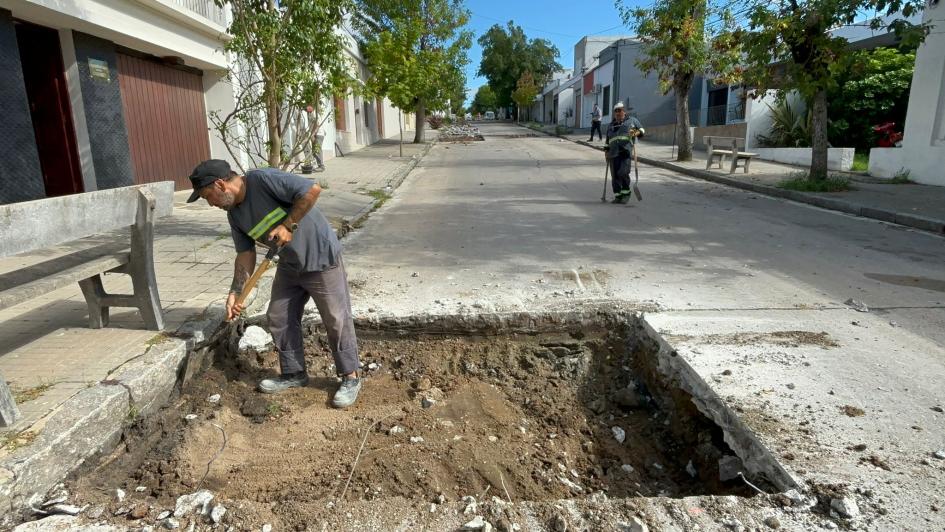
[313,127,326,172]
[589,103,603,141]
[186,160,363,408]
[604,102,645,204]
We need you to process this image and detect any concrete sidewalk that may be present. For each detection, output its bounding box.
[0,130,434,520]
[528,123,945,234]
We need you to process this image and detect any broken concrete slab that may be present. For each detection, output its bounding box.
[108,341,187,418]
[1,371,21,427]
[0,384,128,525]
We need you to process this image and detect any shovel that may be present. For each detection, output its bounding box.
[600,160,610,203]
[233,245,282,316]
[632,140,643,202]
[227,245,282,350]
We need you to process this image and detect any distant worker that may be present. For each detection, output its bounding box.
[604,102,644,204]
[589,103,603,142]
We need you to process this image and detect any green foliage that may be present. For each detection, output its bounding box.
[511,71,540,120]
[616,0,742,161]
[757,96,813,147]
[470,85,498,114]
[891,168,913,183]
[778,175,852,192]
[215,0,354,169]
[617,0,742,95]
[477,22,561,110]
[827,47,915,150]
[738,0,928,178]
[355,0,472,142]
[851,152,869,171]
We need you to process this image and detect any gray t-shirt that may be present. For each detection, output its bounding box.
[227,168,340,273]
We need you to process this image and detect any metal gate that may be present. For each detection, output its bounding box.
[117,53,210,189]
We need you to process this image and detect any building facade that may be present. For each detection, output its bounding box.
[868,2,945,186]
[0,0,235,204]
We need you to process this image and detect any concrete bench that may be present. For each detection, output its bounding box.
[705,136,757,174]
[0,182,173,426]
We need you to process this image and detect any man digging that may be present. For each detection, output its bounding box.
[605,102,644,204]
[187,160,362,408]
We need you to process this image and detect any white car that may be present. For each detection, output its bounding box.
[485,111,495,120]
[465,113,472,120]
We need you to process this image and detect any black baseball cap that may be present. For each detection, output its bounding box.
[186,159,232,203]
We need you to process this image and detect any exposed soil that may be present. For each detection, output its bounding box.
[65,326,756,530]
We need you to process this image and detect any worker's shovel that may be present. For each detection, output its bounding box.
[600,160,610,203]
[227,245,282,349]
[632,143,643,202]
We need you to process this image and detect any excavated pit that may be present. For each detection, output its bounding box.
[65,312,794,530]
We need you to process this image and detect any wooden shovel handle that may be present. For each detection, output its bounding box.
[236,259,273,307]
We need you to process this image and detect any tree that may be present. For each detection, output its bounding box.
[477,22,561,114]
[355,0,472,143]
[511,71,540,123]
[827,46,915,150]
[211,0,353,170]
[739,0,927,179]
[617,0,742,162]
[470,85,498,115]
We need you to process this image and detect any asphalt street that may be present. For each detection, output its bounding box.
[343,121,945,529]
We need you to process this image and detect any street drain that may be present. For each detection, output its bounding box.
[65,311,794,530]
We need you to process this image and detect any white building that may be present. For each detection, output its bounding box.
[868,3,945,186]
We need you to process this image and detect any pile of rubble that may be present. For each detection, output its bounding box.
[439,124,484,142]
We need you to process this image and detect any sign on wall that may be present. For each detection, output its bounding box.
[88,58,110,82]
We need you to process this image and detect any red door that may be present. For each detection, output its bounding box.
[117,53,210,189]
[15,22,84,197]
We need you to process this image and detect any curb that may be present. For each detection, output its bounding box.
[531,125,945,235]
[339,140,436,237]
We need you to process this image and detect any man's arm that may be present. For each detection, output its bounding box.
[226,249,257,320]
[267,183,322,247]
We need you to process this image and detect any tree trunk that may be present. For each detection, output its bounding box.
[414,99,425,143]
[674,76,694,162]
[809,88,829,180]
[399,111,404,157]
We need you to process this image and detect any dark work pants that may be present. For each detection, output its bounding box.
[610,154,631,196]
[267,256,360,376]
[590,121,602,141]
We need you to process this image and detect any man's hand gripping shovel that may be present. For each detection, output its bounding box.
[227,244,282,347]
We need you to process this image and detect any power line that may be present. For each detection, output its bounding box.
[469,12,581,39]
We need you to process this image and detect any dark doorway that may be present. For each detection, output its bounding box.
[15,22,84,197]
[707,86,729,126]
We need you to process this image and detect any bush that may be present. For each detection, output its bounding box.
[426,115,445,129]
[757,97,812,148]
[554,125,572,135]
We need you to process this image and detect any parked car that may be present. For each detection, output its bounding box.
[465,113,472,120]
[485,111,495,120]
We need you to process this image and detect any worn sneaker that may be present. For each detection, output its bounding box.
[332,375,363,409]
[611,196,623,204]
[258,372,309,394]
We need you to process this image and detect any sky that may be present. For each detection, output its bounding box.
[462,0,648,102]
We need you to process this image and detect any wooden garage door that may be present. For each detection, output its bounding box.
[117,53,210,189]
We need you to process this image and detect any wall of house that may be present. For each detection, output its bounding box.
[0,0,229,70]
[644,122,747,150]
[595,60,615,125]
[869,0,945,185]
[0,9,45,205]
[72,31,134,190]
[744,90,806,150]
[610,41,677,128]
